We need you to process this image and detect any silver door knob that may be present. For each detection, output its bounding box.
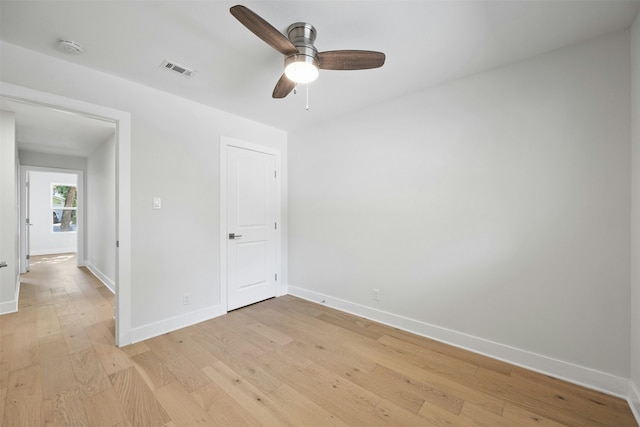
[229,233,243,239]
[0,261,7,268]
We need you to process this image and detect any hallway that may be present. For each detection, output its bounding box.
[0,254,116,425]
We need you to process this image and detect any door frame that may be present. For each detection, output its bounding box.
[219,136,283,313]
[1,82,132,347]
[20,167,84,269]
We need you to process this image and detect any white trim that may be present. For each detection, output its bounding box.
[0,299,17,315]
[19,166,83,273]
[1,81,132,347]
[129,305,224,344]
[288,285,630,398]
[219,136,283,313]
[629,381,640,425]
[30,248,78,256]
[0,277,20,315]
[86,261,115,294]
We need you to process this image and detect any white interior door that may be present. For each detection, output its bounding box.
[226,145,277,311]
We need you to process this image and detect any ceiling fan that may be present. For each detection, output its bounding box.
[230,5,386,99]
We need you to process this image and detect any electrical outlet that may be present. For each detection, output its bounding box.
[373,289,380,301]
[183,293,191,305]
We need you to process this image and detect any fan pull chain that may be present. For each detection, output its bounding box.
[306,84,310,111]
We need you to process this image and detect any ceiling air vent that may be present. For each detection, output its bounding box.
[160,59,195,78]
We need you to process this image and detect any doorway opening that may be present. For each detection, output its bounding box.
[1,82,131,347]
[22,168,83,272]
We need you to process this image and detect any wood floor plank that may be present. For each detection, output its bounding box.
[144,334,211,393]
[510,365,635,415]
[68,347,112,399]
[367,323,514,376]
[3,365,44,427]
[343,336,506,415]
[373,397,440,426]
[120,342,150,358]
[0,386,6,425]
[472,366,634,426]
[59,320,92,355]
[283,338,378,378]
[9,312,40,372]
[0,333,13,390]
[109,366,171,427]
[154,380,218,427]
[40,334,77,400]
[37,304,62,338]
[370,363,465,415]
[269,383,349,426]
[315,311,385,341]
[85,322,132,377]
[197,322,265,360]
[162,330,220,369]
[246,320,294,345]
[202,361,298,427]
[206,310,296,354]
[254,351,389,426]
[81,388,127,427]
[129,351,177,391]
[378,334,479,377]
[419,399,469,426]
[3,254,636,427]
[192,331,283,394]
[342,364,427,414]
[246,308,378,373]
[502,401,570,426]
[459,401,519,427]
[0,311,19,336]
[43,390,89,427]
[190,381,263,426]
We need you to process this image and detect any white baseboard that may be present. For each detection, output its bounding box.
[0,277,20,315]
[85,261,115,293]
[288,286,630,399]
[30,248,77,256]
[129,305,224,344]
[0,298,18,315]
[629,380,640,425]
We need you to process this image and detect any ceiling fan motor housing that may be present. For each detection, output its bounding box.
[285,22,319,70]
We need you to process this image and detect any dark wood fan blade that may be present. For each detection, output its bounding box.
[318,50,386,70]
[230,5,298,56]
[272,74,296,98]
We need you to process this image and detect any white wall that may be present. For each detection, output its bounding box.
[0,110,19,314]
[28,171,78,255]
[0,41,288,339]
[289,31,631,394]
[87,134,116,291]
[630,10,640,420]
[20,150,86,171]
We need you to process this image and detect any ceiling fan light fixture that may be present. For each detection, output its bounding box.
[285,56,319,84]
[230,6,385,98]
[284,22,319,84]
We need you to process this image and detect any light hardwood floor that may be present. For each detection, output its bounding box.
[0,254,636,426]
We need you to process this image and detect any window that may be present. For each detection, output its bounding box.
[52,184,77,232]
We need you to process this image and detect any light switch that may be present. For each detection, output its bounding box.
[153,197,161,209]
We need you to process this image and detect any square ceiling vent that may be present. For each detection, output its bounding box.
[160,59,195,78]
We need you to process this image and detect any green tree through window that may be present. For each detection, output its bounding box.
[52,185,77,232]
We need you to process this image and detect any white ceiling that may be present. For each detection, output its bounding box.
[1,1,639,155]
[0,98,116,157]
